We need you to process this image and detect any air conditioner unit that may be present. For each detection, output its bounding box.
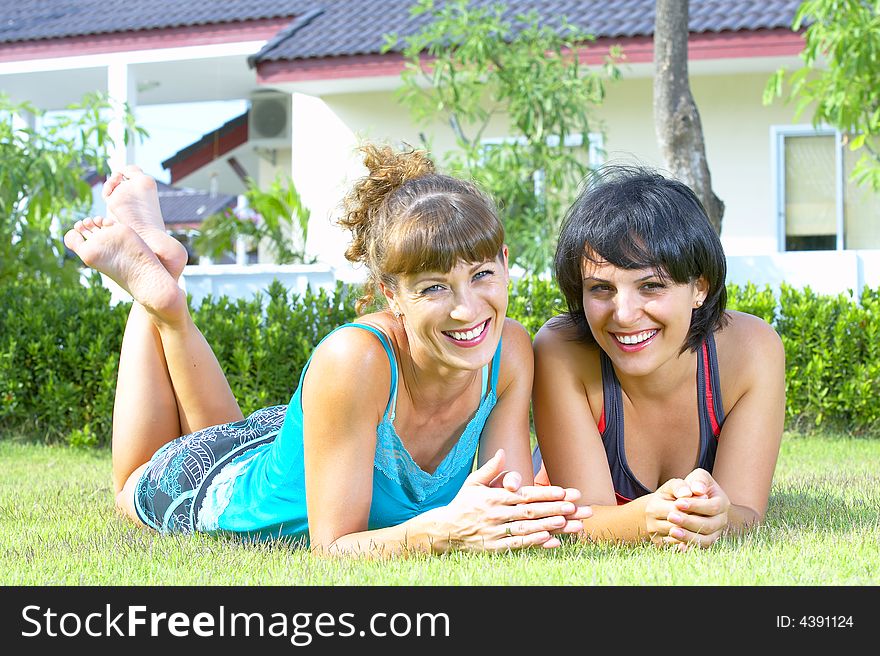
[248,92,291,146]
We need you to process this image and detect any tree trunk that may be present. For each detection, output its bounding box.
[653,0,724,234]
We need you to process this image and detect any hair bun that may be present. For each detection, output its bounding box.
[362,143,435,197]
[340,143,435,266]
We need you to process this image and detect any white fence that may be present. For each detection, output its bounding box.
[727,251,880,297]
[95,251,880,308]
[97,263,344,307]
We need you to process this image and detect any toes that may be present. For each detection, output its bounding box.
[103,173,124,198]
[63,228,85,252]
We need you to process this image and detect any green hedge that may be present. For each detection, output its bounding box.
[1,276,878,445]
[0,275,129,446]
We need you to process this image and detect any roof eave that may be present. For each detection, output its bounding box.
[255,27,805,88]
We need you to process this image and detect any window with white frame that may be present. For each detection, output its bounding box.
[773,126,880,251]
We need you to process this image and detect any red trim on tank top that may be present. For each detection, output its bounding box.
[615,491,631,505]
[702,343,720,437]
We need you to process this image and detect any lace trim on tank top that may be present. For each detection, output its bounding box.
[371,331,499,503]
[308,323,500,504]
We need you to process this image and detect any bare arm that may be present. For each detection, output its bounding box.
[302,327,580,558]
[532,319,647,541]
[706,311,786,527]
[532,318,617,505]
[477,319,535,482]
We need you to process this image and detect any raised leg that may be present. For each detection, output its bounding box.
[111,302,180,494]
[64,217,243,499]
[99,169,247,435]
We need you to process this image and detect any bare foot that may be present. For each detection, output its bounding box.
[64,216,186,324]
[103,166,188,280]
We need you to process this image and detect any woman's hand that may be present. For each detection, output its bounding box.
[646,469,730,550]
[421,449,589,553]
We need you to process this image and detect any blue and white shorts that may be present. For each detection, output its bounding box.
[133,405,287,533]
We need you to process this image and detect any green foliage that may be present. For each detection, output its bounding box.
[507,275,566,337]
[0,276,129,445]
[764,0,880,189]
[775,284,880,432]
[725,282,778,325]
[387,0,620,274]
[192,280,358,416]
[194,175,313,264]
[3,275,879,446]
[0,93,146,284]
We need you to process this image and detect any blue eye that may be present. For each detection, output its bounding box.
[474,269,494,280]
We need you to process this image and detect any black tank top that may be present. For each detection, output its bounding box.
[600,333,726,503]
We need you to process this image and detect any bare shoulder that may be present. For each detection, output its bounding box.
[305,322,393,415]
[533,315,579,353]
[313,321,392,369]
[533,315,597,364]
[716,310,784,363]
[500,317,533,356]
[714,311,785,404]
[494,318,533,392]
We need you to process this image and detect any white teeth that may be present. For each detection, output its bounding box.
[447,321,487,342]
[615,330,657,345]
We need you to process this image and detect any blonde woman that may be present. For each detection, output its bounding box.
[64,145,588,556]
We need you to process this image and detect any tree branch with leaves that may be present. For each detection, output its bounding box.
[194,175,313,265]
[0,92,145,284]
[387,0,620,274]
[765,0,880,190]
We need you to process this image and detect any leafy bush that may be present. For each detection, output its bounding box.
[774,284,880,433]
[0,275,128,443]
[2,275,878,445]
[507,275,566,337]
[193,280,358,415]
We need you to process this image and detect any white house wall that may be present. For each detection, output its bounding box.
[316,72,807,259]
[271,68,878,294]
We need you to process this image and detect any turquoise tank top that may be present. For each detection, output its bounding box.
[203,323,501,543]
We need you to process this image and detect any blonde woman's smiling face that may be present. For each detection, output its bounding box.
[387,248,509,373]
[581,257,707,378]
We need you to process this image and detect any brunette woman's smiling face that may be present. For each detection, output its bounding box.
[386,248,510,373]
[581,257,707,378]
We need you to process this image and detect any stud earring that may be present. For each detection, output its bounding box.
[393,310,402,319]
[695,300,704,308]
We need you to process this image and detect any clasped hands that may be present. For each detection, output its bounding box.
[644,468,731,550]
[428,449,591,553]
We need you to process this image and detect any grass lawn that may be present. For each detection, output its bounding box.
[1,432,878,586]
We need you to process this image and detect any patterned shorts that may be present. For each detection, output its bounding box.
[133,405,287,533]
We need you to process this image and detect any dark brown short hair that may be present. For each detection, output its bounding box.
[555,165,728,352]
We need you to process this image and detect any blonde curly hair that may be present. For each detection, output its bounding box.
[340,143,503,314]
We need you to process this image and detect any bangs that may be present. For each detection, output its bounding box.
[382,193,504,275]
[578,212,699,285]
[582,231,680,284]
